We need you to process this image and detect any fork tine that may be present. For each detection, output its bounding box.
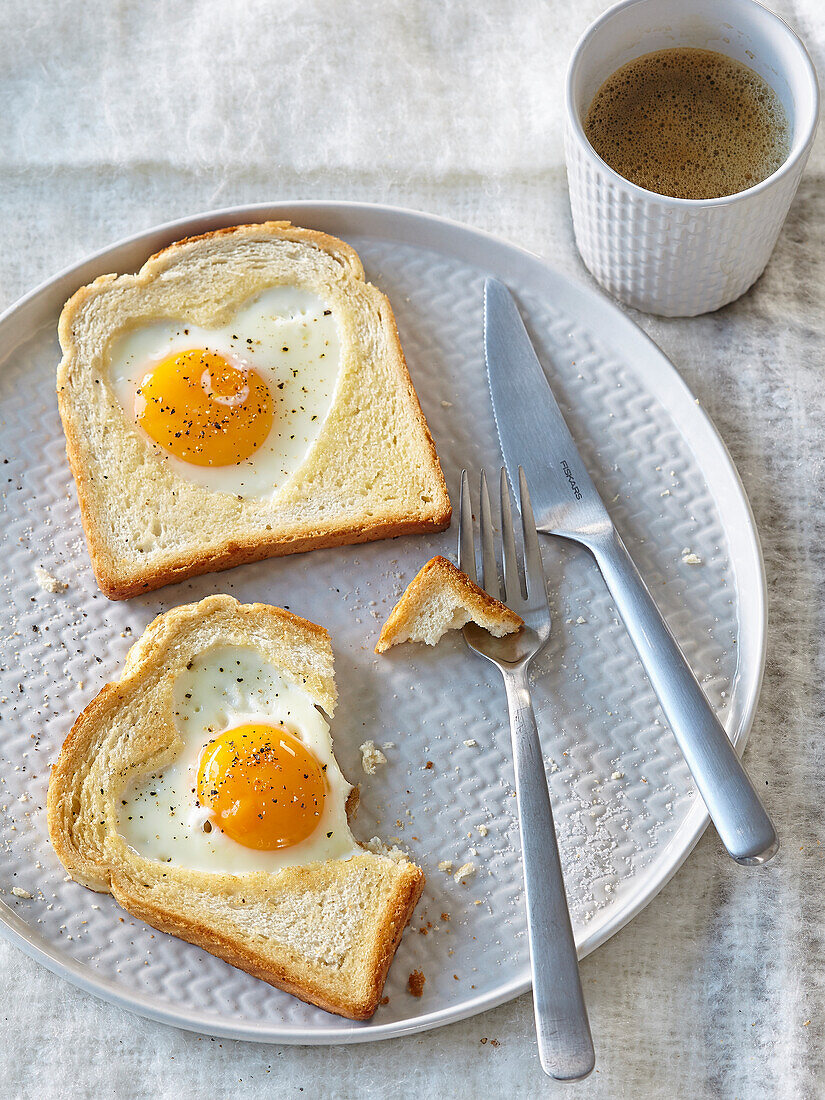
[458,470,477,582]
[518,466,544,601]
[499,467,522,603]
[478,470,500,599]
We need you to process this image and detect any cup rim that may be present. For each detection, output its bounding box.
[565,0,821,208]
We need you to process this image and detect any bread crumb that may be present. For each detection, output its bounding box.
[34,566,67,594]
[454,862,476,884]
[575,616,587,625]
[438,860,453,872]
[364,837,407,862]
[11,887,32,899]
[475,824,488,837]
[681,551,703,565]
[441,912,451,921]
[611,771,624,780]
[359,740,387,775]
[407,969,426,997]
[463,739,478,747]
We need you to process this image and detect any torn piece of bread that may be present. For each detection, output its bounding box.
[47,595,424,1020]
[57,222,451,599]
[375,556,523,653]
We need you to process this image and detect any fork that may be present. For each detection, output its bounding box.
[459,466,595,1082]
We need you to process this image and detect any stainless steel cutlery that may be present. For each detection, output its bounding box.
[483,275,777,866]
[458,467,594,1082]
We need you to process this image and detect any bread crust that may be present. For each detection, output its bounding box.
[71,503,450,601]
[47,596,424,1019]
[376,555,523,652]
[57,222,451,599]
[109,857,424,1019]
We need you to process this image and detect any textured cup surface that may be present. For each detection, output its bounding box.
[565,0,819,316]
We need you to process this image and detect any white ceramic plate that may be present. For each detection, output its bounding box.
[0,202,765,1044]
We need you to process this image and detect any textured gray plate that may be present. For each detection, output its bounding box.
[0,202,766,1043]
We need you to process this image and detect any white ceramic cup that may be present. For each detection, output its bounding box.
[564,0,820,316]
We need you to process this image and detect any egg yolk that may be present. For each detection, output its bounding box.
[135,348,274,467]
[197,723,326,850]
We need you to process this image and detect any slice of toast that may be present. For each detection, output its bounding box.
[57,222,451,599]
[375,556,523,652]
[47,595,424,1020]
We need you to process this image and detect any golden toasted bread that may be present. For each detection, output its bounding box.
[48,595,424,1020]
[57,222,451,599]
[376,556,523,652]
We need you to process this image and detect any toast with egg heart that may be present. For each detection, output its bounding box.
[47,595,424,1020]
[57,222,451,599]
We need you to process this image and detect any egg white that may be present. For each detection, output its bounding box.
[117,645,360,874]
[107,286,341,499]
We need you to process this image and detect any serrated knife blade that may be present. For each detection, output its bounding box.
[483,276,778,866]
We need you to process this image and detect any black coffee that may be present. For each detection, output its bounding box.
[583,47,790,200]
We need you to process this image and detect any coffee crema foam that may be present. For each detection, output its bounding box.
[584,48,790,200]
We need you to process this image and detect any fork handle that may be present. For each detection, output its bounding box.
[589,529,778,864]
[504,667,595,1081]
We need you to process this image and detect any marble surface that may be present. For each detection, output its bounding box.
[0,2,822,1096]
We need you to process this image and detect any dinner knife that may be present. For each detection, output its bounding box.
[484,277,778,865]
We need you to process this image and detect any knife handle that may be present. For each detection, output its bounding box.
[589,529,778,865]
